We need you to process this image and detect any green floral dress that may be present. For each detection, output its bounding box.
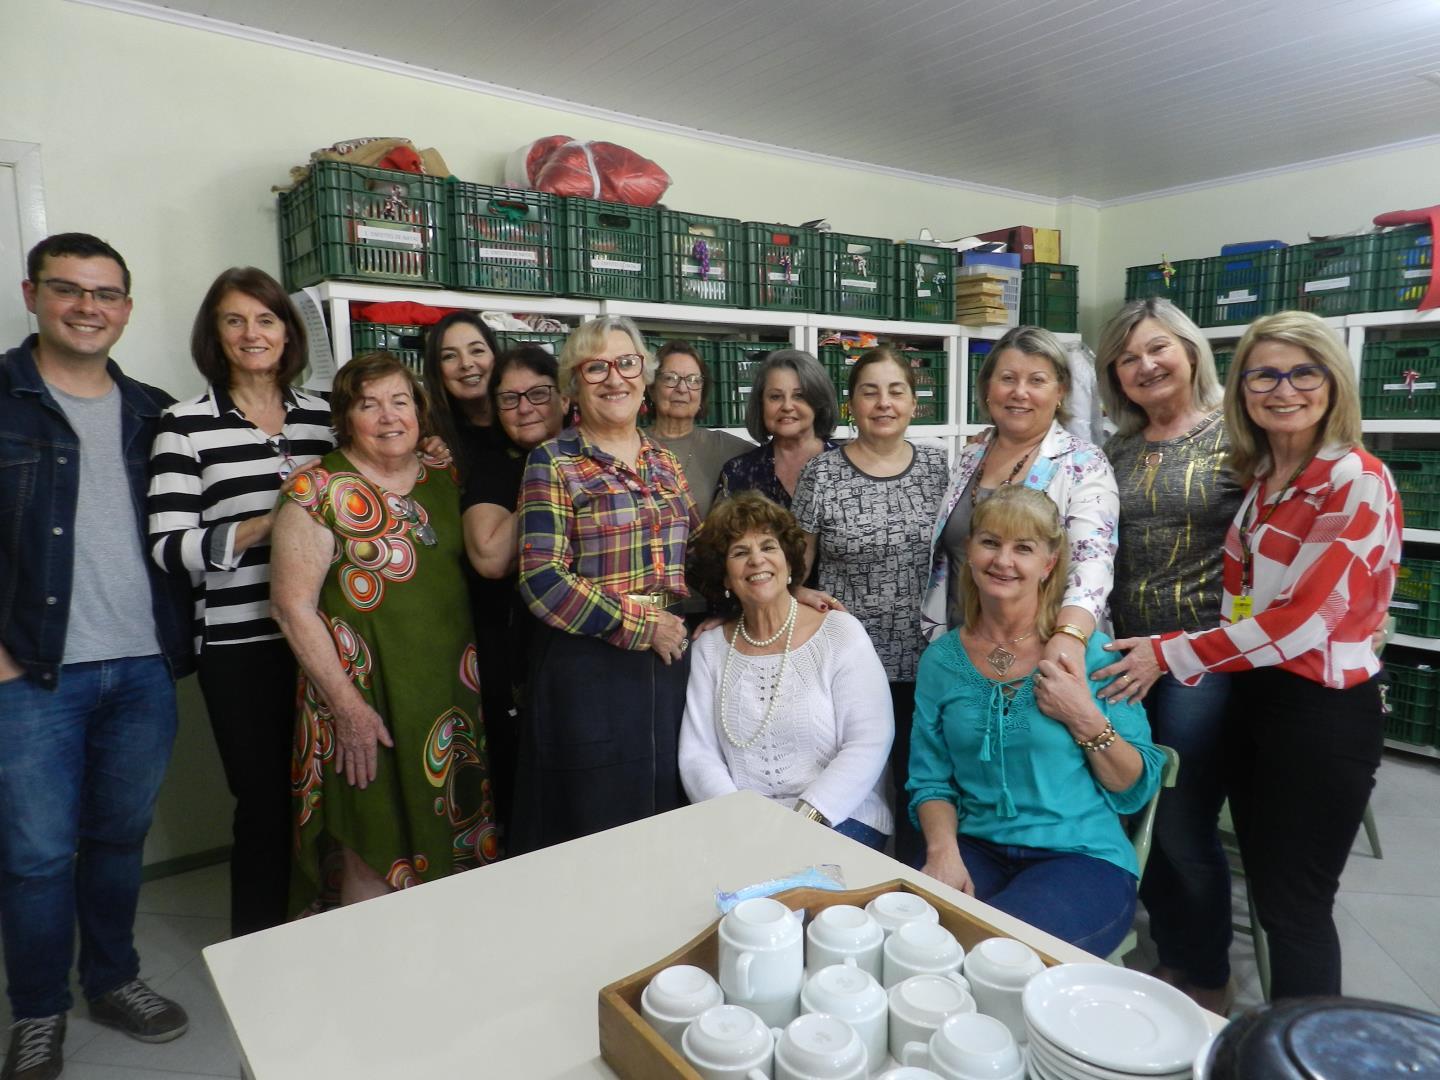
[286,452,498,913]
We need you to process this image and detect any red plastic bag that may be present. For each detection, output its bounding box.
[506,136,671,206]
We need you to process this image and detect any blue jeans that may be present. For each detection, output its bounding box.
[958,835,1138,957]
[0,657,177,1018]
[834,818,888,851]
[1138,673,1233,988]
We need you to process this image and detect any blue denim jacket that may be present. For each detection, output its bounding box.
[0,336,195,689]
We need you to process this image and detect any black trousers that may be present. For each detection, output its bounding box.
[888,680,925,869]
[1224,667,1383,999]
[197,638,297,938]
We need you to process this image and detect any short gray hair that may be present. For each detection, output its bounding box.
[1094,297,1220,438]
[976,325,1073,425]
[744,349,839,443]
[557,315,659,397]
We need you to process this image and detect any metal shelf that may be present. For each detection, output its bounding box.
[1405,529,1440,545]
[312,280,601,318]
[1363,420,1440,434]
[1384,738,1440,761]
[1391,633,1440,653]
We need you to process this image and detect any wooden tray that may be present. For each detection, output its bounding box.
[598,877,1062,1080]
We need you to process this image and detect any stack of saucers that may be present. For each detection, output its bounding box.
[1020,965,1212,1080]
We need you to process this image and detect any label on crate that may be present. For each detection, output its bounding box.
[1404,269,1433,280]
[1304,276,1350,292]
[474,248,539,262]
[1384,381,1438,392]
[357,224,424,249]
[1390,600,1421,610]
[681,263,726,278]
[917,389,935,398]
[840,278,878,290]
[592,256,642,272]
[917,289,932,298]
[1218,290,1258,305]
[768,271,800,283]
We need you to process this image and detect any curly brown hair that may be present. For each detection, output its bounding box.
[331,352,432,449]
[686,492,808,613]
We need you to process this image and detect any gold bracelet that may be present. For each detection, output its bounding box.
[793,799,831,827]
[1053,624,1089,647]
[1075,720,1117,753]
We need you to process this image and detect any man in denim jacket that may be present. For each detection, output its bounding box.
[0,234,195,1080]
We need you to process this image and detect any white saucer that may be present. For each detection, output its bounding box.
[1026,1025,1188,1080]
[1023,965,1209,1075]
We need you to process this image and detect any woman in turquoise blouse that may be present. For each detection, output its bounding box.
[907,486,1162,956]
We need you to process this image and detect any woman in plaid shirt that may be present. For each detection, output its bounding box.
[512,316,701,854]
[1100,310,1401,1000]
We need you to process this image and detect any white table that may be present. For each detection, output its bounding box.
[204,791,1211,1078]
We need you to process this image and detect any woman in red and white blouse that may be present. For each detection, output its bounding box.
[1098,309,1401,1001]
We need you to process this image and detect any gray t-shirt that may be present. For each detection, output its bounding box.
[650,425,752,519]
[792,444,950,681]
[50,382,160,663]
[1104,413,1244,638]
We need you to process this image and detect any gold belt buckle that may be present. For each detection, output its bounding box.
[626,590,672,607]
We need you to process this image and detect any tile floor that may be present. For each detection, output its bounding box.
[2,750,1437,1078]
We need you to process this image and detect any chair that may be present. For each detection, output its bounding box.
[1108,744,1180,965]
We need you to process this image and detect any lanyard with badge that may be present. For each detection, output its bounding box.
[1234,455,1313,620]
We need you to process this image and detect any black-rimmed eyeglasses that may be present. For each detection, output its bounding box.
[657,372,704,390]
[38,278,129,308]
[495,385,558,410]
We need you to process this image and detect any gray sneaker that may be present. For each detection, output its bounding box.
[88,979,188,1043]
[1,1014,65,1080]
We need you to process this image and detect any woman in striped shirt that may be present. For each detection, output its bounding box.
[147,267,333,936]
[1099,310,1401,999]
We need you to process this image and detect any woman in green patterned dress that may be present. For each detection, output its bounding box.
[271,352,498,912]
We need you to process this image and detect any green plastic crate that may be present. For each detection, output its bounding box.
[1194,249,1287,327]
[1373,226,1433,312]
[658,210,744,307]
[1391,559,1440,639]
[559,197,659,300]
[895,243,955,323]
[1376,449,1440,531]
[710,340,792,427]
[820,233,895,319]
[742,223,821,312]
[493,329,569,357]
[1124,258,1201,321]
[1361,339,1440,419]
[351,322,426,376]
[279,161,449,292]
[1212,347,1234,384]
[1019,263,1079,333]
[445,180,559,295]
[1384,661,1438,746]
[967,342,993,424]
[1282,234,1379,317]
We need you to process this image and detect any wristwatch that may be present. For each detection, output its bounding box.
[793,799,832,828]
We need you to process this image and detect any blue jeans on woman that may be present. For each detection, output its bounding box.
[1139,673,1233,990]
[958,835,1138,957]
[0,657,178,1018]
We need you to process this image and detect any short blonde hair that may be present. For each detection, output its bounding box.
[1224,310,1362,486]
[960,486,1070,643]
[556,315,658,397]
[1095,297,1221,438]
[976,325,1073,425]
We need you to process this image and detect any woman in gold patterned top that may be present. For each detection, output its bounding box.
[1090,297,1244,1013]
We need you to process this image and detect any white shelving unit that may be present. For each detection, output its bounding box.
[302,279,1079,460]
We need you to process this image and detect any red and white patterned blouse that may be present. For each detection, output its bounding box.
[1153,445,1401,690]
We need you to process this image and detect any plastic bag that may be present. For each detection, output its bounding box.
[714,864,847,914]
[505,135,671,206]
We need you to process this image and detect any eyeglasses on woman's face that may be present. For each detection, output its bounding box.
[657,371,704,390]
[1241,364,1328,393]
[495,384,558,410]
[579,353,644,384]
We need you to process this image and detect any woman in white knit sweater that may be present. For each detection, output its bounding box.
[680,492,894,848]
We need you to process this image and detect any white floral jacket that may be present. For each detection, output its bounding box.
[920,420,1119,642]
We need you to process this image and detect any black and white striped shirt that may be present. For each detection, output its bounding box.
[148,383,334,649]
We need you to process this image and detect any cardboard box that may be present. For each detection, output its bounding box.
[974,226,1061,265]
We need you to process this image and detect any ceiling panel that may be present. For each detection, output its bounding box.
[141,0,1440,200]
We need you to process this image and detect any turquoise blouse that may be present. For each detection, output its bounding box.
[906,630,1162,877]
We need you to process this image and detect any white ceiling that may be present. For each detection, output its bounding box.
[138,0,1440,201]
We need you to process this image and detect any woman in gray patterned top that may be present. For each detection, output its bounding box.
[792,346,950,866]
[1090,297,1244,1014]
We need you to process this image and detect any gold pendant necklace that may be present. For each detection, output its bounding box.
[976,627,1036,676]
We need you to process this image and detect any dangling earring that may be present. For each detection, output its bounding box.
[724,587,730,599]
[787,574,793,585]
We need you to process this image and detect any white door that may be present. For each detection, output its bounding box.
[0,163,33,345]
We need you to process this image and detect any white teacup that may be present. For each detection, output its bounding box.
[681,1004,775,1080]
[641,964,725,1052]
[719,897,805,1027]
[882,921,965,989]
[900,1012,1023,1080]
[865,892,941,938]
[800,961,888,1073]
[773,1012,868,1080]
[806,905,885,981]
[960,939,1043,1045]
[888,974,977,1063]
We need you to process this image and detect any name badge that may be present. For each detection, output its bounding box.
[1232,595,1254,621]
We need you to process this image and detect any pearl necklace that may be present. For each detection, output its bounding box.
[718,596,799,750]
